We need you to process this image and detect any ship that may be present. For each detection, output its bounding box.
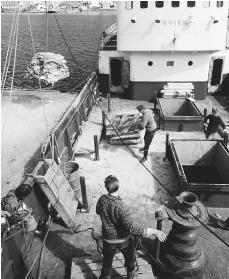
[1,2,229,279]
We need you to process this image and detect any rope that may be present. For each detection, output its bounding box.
[27,9,36,55]
[1,10,16,86]
[53,14,83,78]
[9,6,20,103]
[24,217,53,279]
[45,12,49,51]
[1,11,17,92]
[27,10,50,135]
[91,91,229,249]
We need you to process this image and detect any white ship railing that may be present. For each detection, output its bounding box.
[100,22,117,49]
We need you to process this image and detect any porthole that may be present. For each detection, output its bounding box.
[167,61,174,66]
[148,61,153,66]
[188,61,193,66]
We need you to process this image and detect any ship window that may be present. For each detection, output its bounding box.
[171,1,180,7]
[148,61,153,66]
[125,1,133,10]
[167,61,174,66]
[155,1,164,8]
[188,61,193,66]
[187,1,195,7]
[216,1,223,8]
[202,1,210,8]
[140,1,148,8]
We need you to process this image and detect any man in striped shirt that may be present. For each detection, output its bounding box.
[96,175,166,279]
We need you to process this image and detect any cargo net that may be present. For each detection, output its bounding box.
[26,52,69,86]
[105,113,143,145]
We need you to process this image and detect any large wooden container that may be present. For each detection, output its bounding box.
[158,98,203,131]
[169,140,229,207]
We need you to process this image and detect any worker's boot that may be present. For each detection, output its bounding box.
[140,157,147,163]
[127,270,138,279]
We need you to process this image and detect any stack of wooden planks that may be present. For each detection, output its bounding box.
[160,83,194,99]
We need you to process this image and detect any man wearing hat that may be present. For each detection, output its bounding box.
[96,175,166,279]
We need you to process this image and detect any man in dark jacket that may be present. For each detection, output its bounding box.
[96,175,166,279]
[204,108,226,139]
[136,105,157,163]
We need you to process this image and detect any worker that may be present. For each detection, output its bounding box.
[204,108,226,139]
[96,175,167,279]
[136,105,157,163]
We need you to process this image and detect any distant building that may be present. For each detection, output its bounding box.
[1,1,18,11]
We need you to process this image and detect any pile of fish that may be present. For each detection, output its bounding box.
[26,52,69,85]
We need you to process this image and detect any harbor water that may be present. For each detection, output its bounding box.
[1,12,116,91]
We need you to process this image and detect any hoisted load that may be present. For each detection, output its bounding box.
[26,52,69,86]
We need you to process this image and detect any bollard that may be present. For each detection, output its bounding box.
[178,123,183,132]
[102,111,107,139]
[203,108,207,134]
[163,132,169,161]
[203,108,207,121]
[94,135,99,161]
[80,176,89,212]
[107,93,111,112]
[155,211,163,261]
[223,132,228,146]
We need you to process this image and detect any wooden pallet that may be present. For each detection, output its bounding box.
[71,251,155,279]
[33,159,80,231]
[106,113,142,139]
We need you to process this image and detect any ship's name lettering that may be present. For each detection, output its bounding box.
[163,20,188,26]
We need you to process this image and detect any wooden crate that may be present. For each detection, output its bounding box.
[33,159,80,231]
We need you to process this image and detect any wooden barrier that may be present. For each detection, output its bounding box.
[41,72,98,163]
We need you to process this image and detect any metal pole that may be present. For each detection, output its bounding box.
[203,108,207,121]
[102,111,106,138]
[223,132,228,146]
[163,132,169,161]
[22,221,29,270]
[154,211,163,260]
[80,176,89,212]
[94,135,99,161]
[107,93,111,112]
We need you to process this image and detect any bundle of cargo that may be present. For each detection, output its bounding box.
[105,113,142,145]
[160,83,194,99]
[26,52,69,85]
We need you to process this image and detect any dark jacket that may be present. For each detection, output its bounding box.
[96,194,146,240]
[205,114,226,134]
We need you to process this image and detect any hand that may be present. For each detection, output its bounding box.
[146,228,167,242]
[154,230,167,242]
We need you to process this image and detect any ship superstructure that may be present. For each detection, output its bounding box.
[98,1,229,100]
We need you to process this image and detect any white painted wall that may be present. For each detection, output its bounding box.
[98,50,129,74]
[117,1,228,51]
[129,52,211,82]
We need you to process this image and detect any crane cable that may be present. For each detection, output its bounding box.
[91,90,229,249]
[1,10,18,92]
[53,14,83,78]
[1,10,17,88]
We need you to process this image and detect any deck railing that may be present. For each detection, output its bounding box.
[100,22,117,50]
[41,72,99,163]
